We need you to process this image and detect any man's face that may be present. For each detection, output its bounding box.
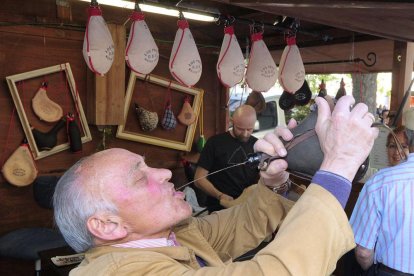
[94,149,192,239]
[232,116,256,142]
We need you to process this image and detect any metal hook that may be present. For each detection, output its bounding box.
[353,52,376,67]
[301,52,377,67]
[223,15,235,27]
[134,0,141,12]
[256,21,265,34]
[229,15,235,25]
[223,17,230,27]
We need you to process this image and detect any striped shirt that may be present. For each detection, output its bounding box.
[112,232,206,266]
[112,232,179,248]
[350,153,414,274]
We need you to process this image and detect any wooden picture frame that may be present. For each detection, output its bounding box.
[6,63,92,160]
[116,72,204,151]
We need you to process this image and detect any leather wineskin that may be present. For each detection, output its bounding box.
[283,109,369,182]
[66,115,82,153]
[32,119,65,150]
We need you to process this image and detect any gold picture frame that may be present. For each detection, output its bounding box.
[116,72,204,151]
[6,63,92,160]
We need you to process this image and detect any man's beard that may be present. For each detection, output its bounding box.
[235,134,249,143]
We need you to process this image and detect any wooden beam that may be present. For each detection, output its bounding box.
[227,0,414,9]
[390,41,414,126]
[86,24,125,126]
[214,0,414,42]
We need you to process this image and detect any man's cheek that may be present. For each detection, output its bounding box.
[147,179,162,195]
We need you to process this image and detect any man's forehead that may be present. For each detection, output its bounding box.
[79,149,145,175]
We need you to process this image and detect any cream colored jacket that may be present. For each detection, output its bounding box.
[70,181,355,276]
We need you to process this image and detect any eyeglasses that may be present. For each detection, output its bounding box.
[387,144,409,150]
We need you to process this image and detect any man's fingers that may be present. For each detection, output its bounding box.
[351,102,369,118]
[264,133,293,157]
[315,97,330,132]
[260,160,288,180]
[362,112,376,126]
[332,95,356,115]
[275,124,295,142]
[287,118,297,129]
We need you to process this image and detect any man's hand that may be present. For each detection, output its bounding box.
[219,193,233,202]
[253,119,297,188]
[315,96,379,181]
[355,245,375,270]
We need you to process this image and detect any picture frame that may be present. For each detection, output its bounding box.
[116,72,204,151]
[6,63,92,160]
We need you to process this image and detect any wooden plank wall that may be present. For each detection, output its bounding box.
[0,0,225,248]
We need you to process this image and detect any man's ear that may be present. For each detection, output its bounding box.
[87,214,128,241]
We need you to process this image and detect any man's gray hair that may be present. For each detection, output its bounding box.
[53,158,118,253]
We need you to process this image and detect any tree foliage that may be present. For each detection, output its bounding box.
[286,74,352,123]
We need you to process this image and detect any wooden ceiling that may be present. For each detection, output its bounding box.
[210,0,414,43]
[2,0,413,73]
[169,0,414,73]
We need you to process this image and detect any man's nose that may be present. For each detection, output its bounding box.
[243,130,251,137]
[152,168,172,182]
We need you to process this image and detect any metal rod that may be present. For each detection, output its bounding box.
[302,52,377,67]
[391,77,414,127]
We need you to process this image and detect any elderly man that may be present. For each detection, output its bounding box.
[54,96,378,275]
[195,104,260,212]
[350,126,414,275]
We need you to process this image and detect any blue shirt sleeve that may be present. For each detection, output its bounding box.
[350,179,381,250]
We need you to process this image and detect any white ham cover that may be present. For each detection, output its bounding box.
[82,5,114,76]
[169,19,202,87]
[245,32,278,92]
[216,26,245,88]
[278,36,305,93]
[126,11,159,74]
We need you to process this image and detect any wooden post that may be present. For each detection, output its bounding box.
[391,41,414,126]
[56,0,72,21]
[86,24,126,126]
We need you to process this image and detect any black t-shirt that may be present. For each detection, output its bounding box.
[197,132,260,211]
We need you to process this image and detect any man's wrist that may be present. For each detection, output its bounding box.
[216,192,223,200]
[320,158,357,182]
[267,179,291,195]
[311,170,351,208]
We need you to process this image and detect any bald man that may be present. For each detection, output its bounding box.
[195,105,260,212]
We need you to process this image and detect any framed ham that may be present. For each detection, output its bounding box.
[116,72,203,151]
[6,63,92,160]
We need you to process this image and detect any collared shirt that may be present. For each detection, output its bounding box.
[112,232,206,266]
[350,153,414,274]
[112,232,179,248]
